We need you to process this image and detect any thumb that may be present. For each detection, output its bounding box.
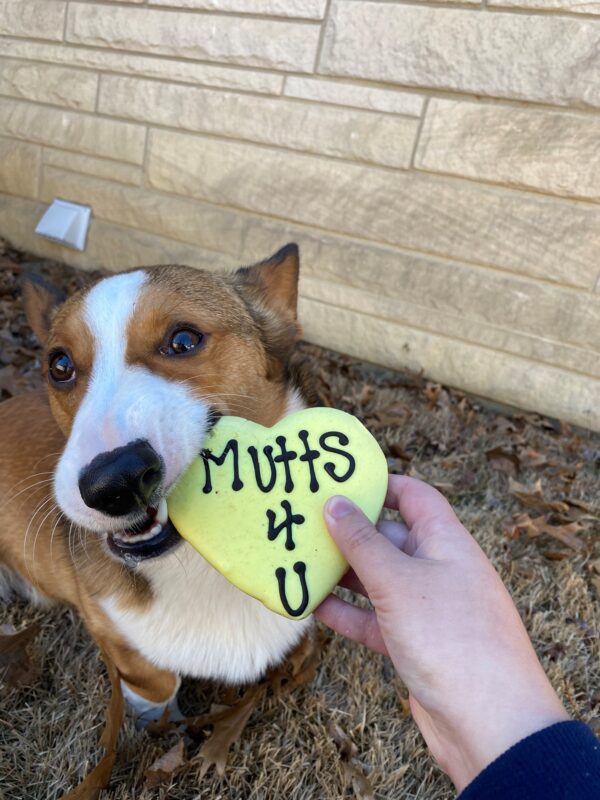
[324,496,406,592]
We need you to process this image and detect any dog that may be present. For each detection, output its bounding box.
[0,244,314,721]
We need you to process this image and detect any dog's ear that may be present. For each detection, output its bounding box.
[235,243,299,322]
[20,272,66,344]
[234,244,301,380]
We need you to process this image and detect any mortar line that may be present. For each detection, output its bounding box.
[313,0,333,74]
[67,1,324,24]
[409,96,429,169]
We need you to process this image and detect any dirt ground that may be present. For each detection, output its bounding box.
[0,242,599,800]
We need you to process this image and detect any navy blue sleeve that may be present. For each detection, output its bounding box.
[458,721,600,800]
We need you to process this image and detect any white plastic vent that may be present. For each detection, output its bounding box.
[35,199,91,251]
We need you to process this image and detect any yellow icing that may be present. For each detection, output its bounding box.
[167,408,388,620]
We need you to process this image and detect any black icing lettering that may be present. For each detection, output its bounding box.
[266,500,305,551]
[273,435,298,493]
[201,439,243,494]
[275,561,309,617]
[318,431,356,483]
[298,429,320,493]
[248,444,277,492]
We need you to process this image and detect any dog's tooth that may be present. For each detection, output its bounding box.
[156,497,168,524]
[149,523,162,537]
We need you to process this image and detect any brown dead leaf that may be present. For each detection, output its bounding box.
[508,478,569,514]
[0,622,40,687]
[486,446,519,477]
[145,706,174,737]
[61,650,124,800]
[196,684,263,779]
[505,512,585,551]
[268,628,322,695]
[389,442,411,462]
[394,684,411,718]
[518,448,550,469]
[328,721,374,800]
[565,497,598,517]
[423,382,443,406]
[144,739,186,788]
[592,575,600,602]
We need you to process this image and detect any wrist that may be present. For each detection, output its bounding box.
[439,695,569,791]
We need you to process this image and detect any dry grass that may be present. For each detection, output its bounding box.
[0,249,599,799]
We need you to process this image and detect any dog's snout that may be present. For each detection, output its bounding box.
[78,440,163,517]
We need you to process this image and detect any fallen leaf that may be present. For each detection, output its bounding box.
[565,497,598,517]
[486,446,520,476]
[508,478,569,514]
[195,684,263,779]
[144,739,186,788]
[394,683,411,718]
[267,628,322,695]
[0,622,40,687]
[505,512,585,551]
[328,721,374,800]
[61,650,124,800]
[145,706,174,737]
[518,448,549,469]
[423,382,443,406]
[389,442,411,462]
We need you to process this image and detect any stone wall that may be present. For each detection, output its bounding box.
[1,0,600,428]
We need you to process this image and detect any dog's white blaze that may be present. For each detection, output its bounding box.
[101,542,312,684]
[54,271,209,532]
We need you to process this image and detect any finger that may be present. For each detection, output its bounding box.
[384,475,460,529]
[376,519,409,551]
[339,568,367,596]
[324,496,409,592]
[314,594,388,656]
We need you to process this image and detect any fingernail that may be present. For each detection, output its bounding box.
[326,496,356,520]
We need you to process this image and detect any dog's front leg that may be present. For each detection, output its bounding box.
[81,606,182,727]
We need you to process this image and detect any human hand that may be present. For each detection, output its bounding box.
[315,475,568,791]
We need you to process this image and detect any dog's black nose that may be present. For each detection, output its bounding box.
[79,440,163,517]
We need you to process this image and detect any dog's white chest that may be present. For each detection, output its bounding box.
[100,543,311,683]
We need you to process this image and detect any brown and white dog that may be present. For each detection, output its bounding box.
[0,244,313,721]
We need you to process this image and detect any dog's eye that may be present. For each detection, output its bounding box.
[162,328,204,356]
[48,351,76,384]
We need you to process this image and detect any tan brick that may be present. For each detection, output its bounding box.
[0,58,98,111]
[99,76,418,168]
[44,150,142,186]
[416,99,600,202]
[147,131,600,289]
[0,137,40,199]
[40,168,251,258]
[0,41,283,95]
[491,0,600,12]
[149,0,327,17]
[245,221,600,377]
[66,3,320,71]
[319,3,600,107]
[300,297,600,431]
[0,193,233,273]
[0,0,65,41]
[0,98,146,165]
[284,77,424,116]
[300,270,600,378]
[245,223,600,360]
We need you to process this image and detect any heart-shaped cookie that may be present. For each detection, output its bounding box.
[167,408,388,620]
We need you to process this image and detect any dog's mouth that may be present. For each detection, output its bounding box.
[106,498,182,562]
